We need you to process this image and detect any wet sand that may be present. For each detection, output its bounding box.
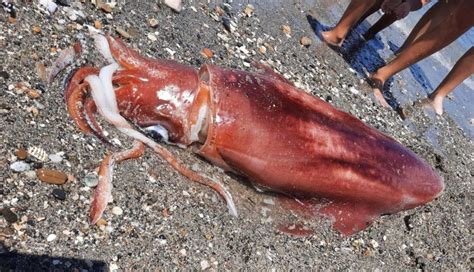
[1,0,472,270]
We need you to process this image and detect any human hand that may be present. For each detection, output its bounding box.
[382,0,411,19]
[381,0,403,14]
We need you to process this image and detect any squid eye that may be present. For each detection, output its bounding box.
[144,125,169,143]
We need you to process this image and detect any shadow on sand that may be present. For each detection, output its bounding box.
[0,242,108,272]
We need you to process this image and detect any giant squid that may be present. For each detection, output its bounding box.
[64,34,444,235]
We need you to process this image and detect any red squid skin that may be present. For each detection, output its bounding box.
[67,36,444,235]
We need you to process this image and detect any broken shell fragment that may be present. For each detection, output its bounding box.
[100,3,113,13]
[300,36,312,47]
[32,25,42,34]
[201,48,214,58]
[282,25,291,36]
[28,146,48,162]
[115,27,132,39]
[243,4,254,17]
[94,20,102,29]
[26,88,41,99]
[163,0,182,12]
[148,18,159,28]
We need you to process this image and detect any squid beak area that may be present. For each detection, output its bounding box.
[64,67,99,103]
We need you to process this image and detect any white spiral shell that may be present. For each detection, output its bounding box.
[27,146,48,162]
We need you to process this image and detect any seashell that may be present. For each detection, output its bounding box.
[27,146,48,162]
[163,0,182,12]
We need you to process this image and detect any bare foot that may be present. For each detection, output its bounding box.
[373,89,390,108]
[397,105,413,120]
[414,97,444,115]
[321,30,344,47]
[368,75,390,108]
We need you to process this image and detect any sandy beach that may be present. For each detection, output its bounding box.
[1,0,472,270]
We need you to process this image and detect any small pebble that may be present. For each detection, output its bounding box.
[200,260,210,270]
[94,20,102,29]
[32,25,42,33]
[110,263,119,271]
[1,207,19,223]
[179,248,187,256]
[148,18,159,28]
[243,4,254,16]
[46,234,57,242]
[349,87,359,95]
[24,170,37,179]
[26,88,41,99]
[222,17,234,32]
[96,218,108,226]
[39,0,57,14]
[148,33,157,42]
[52,188,66,200]
[100,3,113,13]
[0,71,9,79]
[37,169,68,185]
[112,206,123,216]
[10,161,31,172]
[214,6,224,16]
[201,48,213,58]
[370,239,379,248]
[158,237,167,245]
[282,25,291,36]
[48,154,63,163]
[55,0,70,7]
[300,36,312,47]
[116,27,132,39]
[15,149,28,160]
[163,0,182,12]
[82,172,99,187]
[258,46,267,54]
[263,198,275,205]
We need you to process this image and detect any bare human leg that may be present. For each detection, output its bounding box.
[396,1,446,54]
[365,0,427,42]
[363,13,398,41]
[417,47,474,115]
[321,0,382,47]
[369,0,474,107]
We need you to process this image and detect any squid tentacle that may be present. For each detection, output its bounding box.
[90,140,146,224]
[65,67,111,145]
